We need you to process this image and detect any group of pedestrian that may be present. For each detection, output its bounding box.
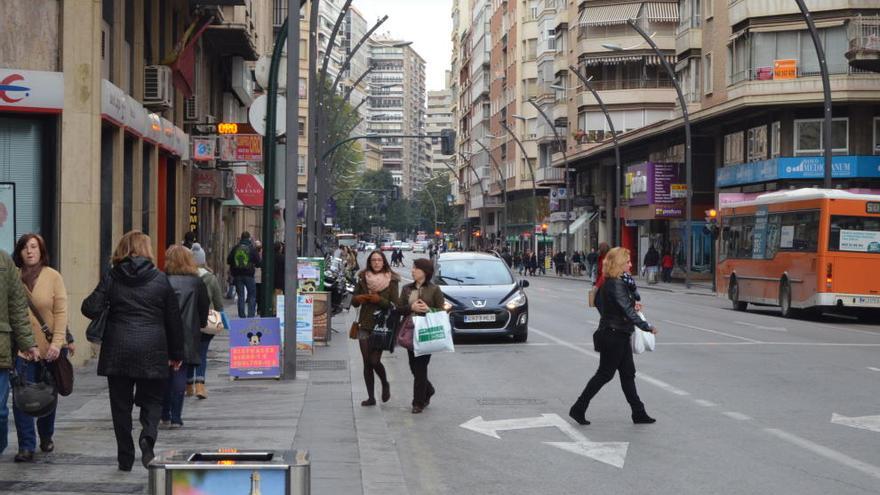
[513,250,541,277]
[352,252,442,414]
[390,247,405,267]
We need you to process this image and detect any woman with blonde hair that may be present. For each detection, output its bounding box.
[11,233,68,462]
[569,247,658,426]
[161,245,209,428]
[82,231,185,471]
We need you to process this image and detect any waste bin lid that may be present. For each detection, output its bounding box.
[150,449,309,468]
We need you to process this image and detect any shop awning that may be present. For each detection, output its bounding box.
[581,54,675,66]
[643,2,679,23]
[578,3,641,27]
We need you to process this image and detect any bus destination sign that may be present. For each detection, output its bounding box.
[867,202,880,214]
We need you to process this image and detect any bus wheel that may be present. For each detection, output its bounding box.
[779,281,795,318]
[730,279,747,311]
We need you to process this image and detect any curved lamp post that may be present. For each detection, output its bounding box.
[604,19,693,288]
[455,152,489,249]
[526,98,571,257]
[473,138,508,247]
[501,119,539,253]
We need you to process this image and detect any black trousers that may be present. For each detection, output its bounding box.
[575,329,645,413]
[107,376,167,467]
[407,350,434,407]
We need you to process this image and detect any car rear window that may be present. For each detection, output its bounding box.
[437,259,514,286]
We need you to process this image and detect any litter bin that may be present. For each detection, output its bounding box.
[148,449,309,495]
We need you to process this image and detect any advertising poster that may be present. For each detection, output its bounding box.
[0,184,15,254]
[311,292,330,343]
[235,134,263,161]
[297,257,325,292]
[839,230,880,253]
[170,468,287,495]
[296,294,315,355]
[229,318,281,379]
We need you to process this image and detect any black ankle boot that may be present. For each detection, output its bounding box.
[632,411,656,424]
[568,403,590,425]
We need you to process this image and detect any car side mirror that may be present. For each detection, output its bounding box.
[519,279,530,288]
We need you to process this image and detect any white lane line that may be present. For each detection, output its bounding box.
[530,327,691,397]
[868,367,880,372]
[662,319,764,344]
[764,428,880,481]
[722,411,752,421]
[694,399,717,408]
[733,320,788,332]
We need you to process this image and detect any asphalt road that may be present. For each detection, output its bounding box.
[350,251,880,495]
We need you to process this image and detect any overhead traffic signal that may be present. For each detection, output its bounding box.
[704,209,720,239]
[541,223,548,234]
[440,129,456,155]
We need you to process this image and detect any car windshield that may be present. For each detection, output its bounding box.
[437,259,514,286]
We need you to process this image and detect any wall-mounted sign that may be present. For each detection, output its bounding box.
[189,196,198,233]
[192,137,216,161]
[219,134,262,161]
[773,59,797,80]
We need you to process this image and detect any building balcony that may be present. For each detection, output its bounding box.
[489,180,503,196]
[675,25,702,57]
[728,0,876,28]
[727,66,880,103]
[575,84,676,107]
[535,167,566,186]
[847,14,880,72]
[577,34,675,58]
[201,2,259,61]
[553,55,569,76]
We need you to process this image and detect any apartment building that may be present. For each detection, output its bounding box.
[427,84,455,177]
[0,0,275,363]
[366,40,427,199]
[550,0,880,278]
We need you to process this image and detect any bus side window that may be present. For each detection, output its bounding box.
[738,216,756,259]
[780,211,819,252]
[723,216,743,260]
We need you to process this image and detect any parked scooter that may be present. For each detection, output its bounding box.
[324,256,355,316]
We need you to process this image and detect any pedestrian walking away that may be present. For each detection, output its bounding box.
[661,251,674,283]
[569,247,658,426]
[0,248,40,459]
[162,245,209,429]
[11,234,70,462]
[397,258,444,414]
[227,231,261,318]
[643,245,660,284]
[352,250,400,406]
[586,248,599,282]
[188,243,225,399]
[81,231,185,471]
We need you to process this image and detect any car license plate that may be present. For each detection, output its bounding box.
[464,314,495,323]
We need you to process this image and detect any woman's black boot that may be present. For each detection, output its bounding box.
[568,402,590,426]
[632,410,656,424]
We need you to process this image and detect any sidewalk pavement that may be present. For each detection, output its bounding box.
[0,301,406,495]
[520,270,717,297]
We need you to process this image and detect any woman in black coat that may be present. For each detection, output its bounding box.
[569,247,658,426]
[162,245,209,429]
[82,231,185,472]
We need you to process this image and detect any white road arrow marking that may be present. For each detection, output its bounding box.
[831,413,880,433]
[733,320,788,332]
[460,413,629,468]
[868,367,880,372]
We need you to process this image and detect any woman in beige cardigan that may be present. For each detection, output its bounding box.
[11,233,68,462]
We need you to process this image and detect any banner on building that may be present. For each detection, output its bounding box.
[228,318,281,379]
[773,59,797,80]
[191,169,223,197]
[219,134,263,162]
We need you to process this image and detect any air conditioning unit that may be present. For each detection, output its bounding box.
[144,65,173,110]
[204,114,217,124]
[184,95,199,122]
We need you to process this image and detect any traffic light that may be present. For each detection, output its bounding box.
[541,223,548,234]
[704,209,720,239]
[440,129,456,155]
[474,230,482,238]
[435,230,441,237]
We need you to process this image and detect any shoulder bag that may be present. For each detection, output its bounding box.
[25,294,74,397]
[349,306,361,340]
[200,309,225,335]
[12,364,57,418]
[368,308,398,353]
[86,277,112,344]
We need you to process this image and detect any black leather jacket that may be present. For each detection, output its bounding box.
[597,277,652,334]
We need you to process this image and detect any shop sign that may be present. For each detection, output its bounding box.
[191,169,224,197]
[219,134,263,161]
[654,207,682,218]
[653,163,683,204]
[192,137,216,161]
[627,163,650,206]
[670,184,688,199]
[188,196,198,233]
[233,173,264,206]
[773,59,797,80]
[716,156,880,187]
[101,79,127,126]
[0,69,63,112]
[228,318,281,379]
[573,195,595,207]
[550,211,577,222]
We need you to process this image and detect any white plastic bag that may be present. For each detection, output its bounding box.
[631,311,655,354]
[413,310,455,357]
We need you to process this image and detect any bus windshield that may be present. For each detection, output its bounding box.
[829,216,880,253]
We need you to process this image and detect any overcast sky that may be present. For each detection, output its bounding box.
[353,0,454,91]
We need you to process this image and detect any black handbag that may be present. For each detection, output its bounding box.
[369,308,399,352]
[12,365,57,418]
[25,294,74,396]
[86,277,112,344]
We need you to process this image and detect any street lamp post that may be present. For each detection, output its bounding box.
[473,138,508,249]
[501,120,539,255]
[526,98,571,258]
[794,0,833,188]
[605,19,693,288]
[563,70,622,246]
[456,152,489,250]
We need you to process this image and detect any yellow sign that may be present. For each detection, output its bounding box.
[773,59,797,80]
[217,122,239,134]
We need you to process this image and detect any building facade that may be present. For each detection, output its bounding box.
[427,83,455,176]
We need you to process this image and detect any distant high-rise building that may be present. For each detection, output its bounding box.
[427,81,455,177]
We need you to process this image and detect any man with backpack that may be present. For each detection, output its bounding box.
[227,232,262,318]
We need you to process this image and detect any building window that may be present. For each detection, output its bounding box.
[747,125,767,162]
[723,131,744,166]
[299,78,307,99]
[794,118,848,156]
[771,121,781,158]
[703,53,713,94]
[298,117,305,136]
[298,154,306,175]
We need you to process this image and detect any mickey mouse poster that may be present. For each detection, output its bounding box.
[228,318,282,379]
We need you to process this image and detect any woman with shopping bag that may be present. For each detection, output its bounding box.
[397,258,445,414]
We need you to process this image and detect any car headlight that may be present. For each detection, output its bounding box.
[504,291,527,310]
[443,299,454,312]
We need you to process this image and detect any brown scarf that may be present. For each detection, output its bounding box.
[21,265,43,292]
[364,270,392,294]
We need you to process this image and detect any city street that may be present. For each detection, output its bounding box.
[357,252,880,495]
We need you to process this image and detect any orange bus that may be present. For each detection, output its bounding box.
[717,189,880,317]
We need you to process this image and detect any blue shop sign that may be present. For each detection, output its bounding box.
[717,156,880,187]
